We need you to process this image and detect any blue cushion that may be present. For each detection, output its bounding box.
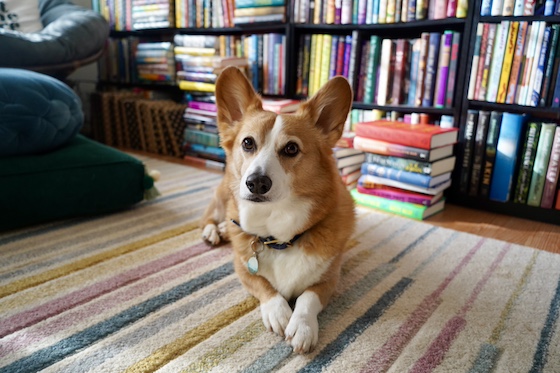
[0,68,83,156]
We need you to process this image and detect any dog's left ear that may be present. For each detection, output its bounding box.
[299,76,353,147]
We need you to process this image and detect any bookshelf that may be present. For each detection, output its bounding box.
[92,0,560,225]
[449,0,560,225]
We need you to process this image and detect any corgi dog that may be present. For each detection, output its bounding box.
[200,66,355,353]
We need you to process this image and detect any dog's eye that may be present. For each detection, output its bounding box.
[284,142,299,157]
[242,137,255,152]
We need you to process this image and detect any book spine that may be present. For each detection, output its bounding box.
[407,38,421,106]
[351,189,435,220]
[489,112,525,202]
[356,185,437,206]
[480,112,503,197]
[377,38,393,105]
[478,23,497,101]
[391,39,409,105]
[468,110,490,196]
[445,32,461,108]
[541,126,560,208]
[422,32,441,107]
[434,31,453,108]
[365,152,433,174]
[459,110,479,194]
[487,21,510,102]
[540,24,560,106]
[468,23,484,100]
[527,123,556,206]
[364,36,381,104]
[353,136,431,161]
[361,163,433,187]
[414,32,430,106]
[513,121,541,203]
[506,21,529,104]
[530,26,552,107]
[497,21,519,103]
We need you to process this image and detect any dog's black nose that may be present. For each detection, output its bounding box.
[246,174,272,195]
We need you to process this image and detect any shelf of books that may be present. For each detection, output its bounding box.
[449,0,560,224]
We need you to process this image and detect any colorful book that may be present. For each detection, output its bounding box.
[527,123,556,206]
[468,110,490,196]
[261,98,301,113]
[351,188,446,220]
[445,32,461,108]
[489,112,526,202]
[497,21,519,103]
[459,110,478,194]
[357,184,444,206]
[364,35,381,104]
[358,174,452,195]
[486,21,510,102]
[529,25,552,107]
[506,21,529,104]
[361,163,451,188]
[541,126,560,208]
[478,23,497,101]
[354,136,454,162]
[355,120,459,150]
[422,32,441,107]
[364,153,456,176]
[468,23,484,100]
[513,121,541,204]
[335,153,366,168]
[434,31,453,108]
[376,38,393,105]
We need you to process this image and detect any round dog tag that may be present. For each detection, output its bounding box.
[247,255,259,275]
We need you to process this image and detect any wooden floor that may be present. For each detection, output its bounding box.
[140,152,560,255]
[427,204,560,254]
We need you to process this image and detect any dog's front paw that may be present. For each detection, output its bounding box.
[202,223,221,245]
[218,221,229,241]
[285,313,319,353]
[260,294,292,337]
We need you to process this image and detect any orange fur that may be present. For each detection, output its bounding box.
[200,66,355,353]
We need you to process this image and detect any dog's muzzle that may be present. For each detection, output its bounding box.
[245,173,272,201]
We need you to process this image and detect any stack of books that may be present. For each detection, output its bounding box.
[233,0,286,25]
[334,146,366,190]
[136,42,176,83]
[182,95,226,167]
[175,35,248,93]
[351,120,459,220]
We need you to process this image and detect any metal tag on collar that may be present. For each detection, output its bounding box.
[247,239,263,275]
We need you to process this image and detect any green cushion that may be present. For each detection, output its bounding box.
[0,135,152,231]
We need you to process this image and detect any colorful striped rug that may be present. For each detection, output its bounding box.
[1,155,559,373]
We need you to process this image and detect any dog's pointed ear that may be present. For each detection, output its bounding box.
[299,76,353,147]
[215,66,262,132]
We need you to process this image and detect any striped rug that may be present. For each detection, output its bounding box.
[1,155,559,373]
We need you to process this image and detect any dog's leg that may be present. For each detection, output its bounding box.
[285,257,342,353]
[233,255,293,336]
[200,179,229,245]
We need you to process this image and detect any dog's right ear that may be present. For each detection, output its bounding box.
[215,66,262,133]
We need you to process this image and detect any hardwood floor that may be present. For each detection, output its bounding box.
[427,203,560,254]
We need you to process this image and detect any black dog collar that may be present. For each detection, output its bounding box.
[231,219,304,250]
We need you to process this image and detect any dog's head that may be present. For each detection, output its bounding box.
[215,67,352,238]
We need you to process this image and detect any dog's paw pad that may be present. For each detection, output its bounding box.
[202,224,221,246]
[285,314,319,354]
[261,294,292,337]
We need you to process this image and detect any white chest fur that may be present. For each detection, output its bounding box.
[255,243,331,300]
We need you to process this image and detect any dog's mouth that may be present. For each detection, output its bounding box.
[245,195,270,203]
